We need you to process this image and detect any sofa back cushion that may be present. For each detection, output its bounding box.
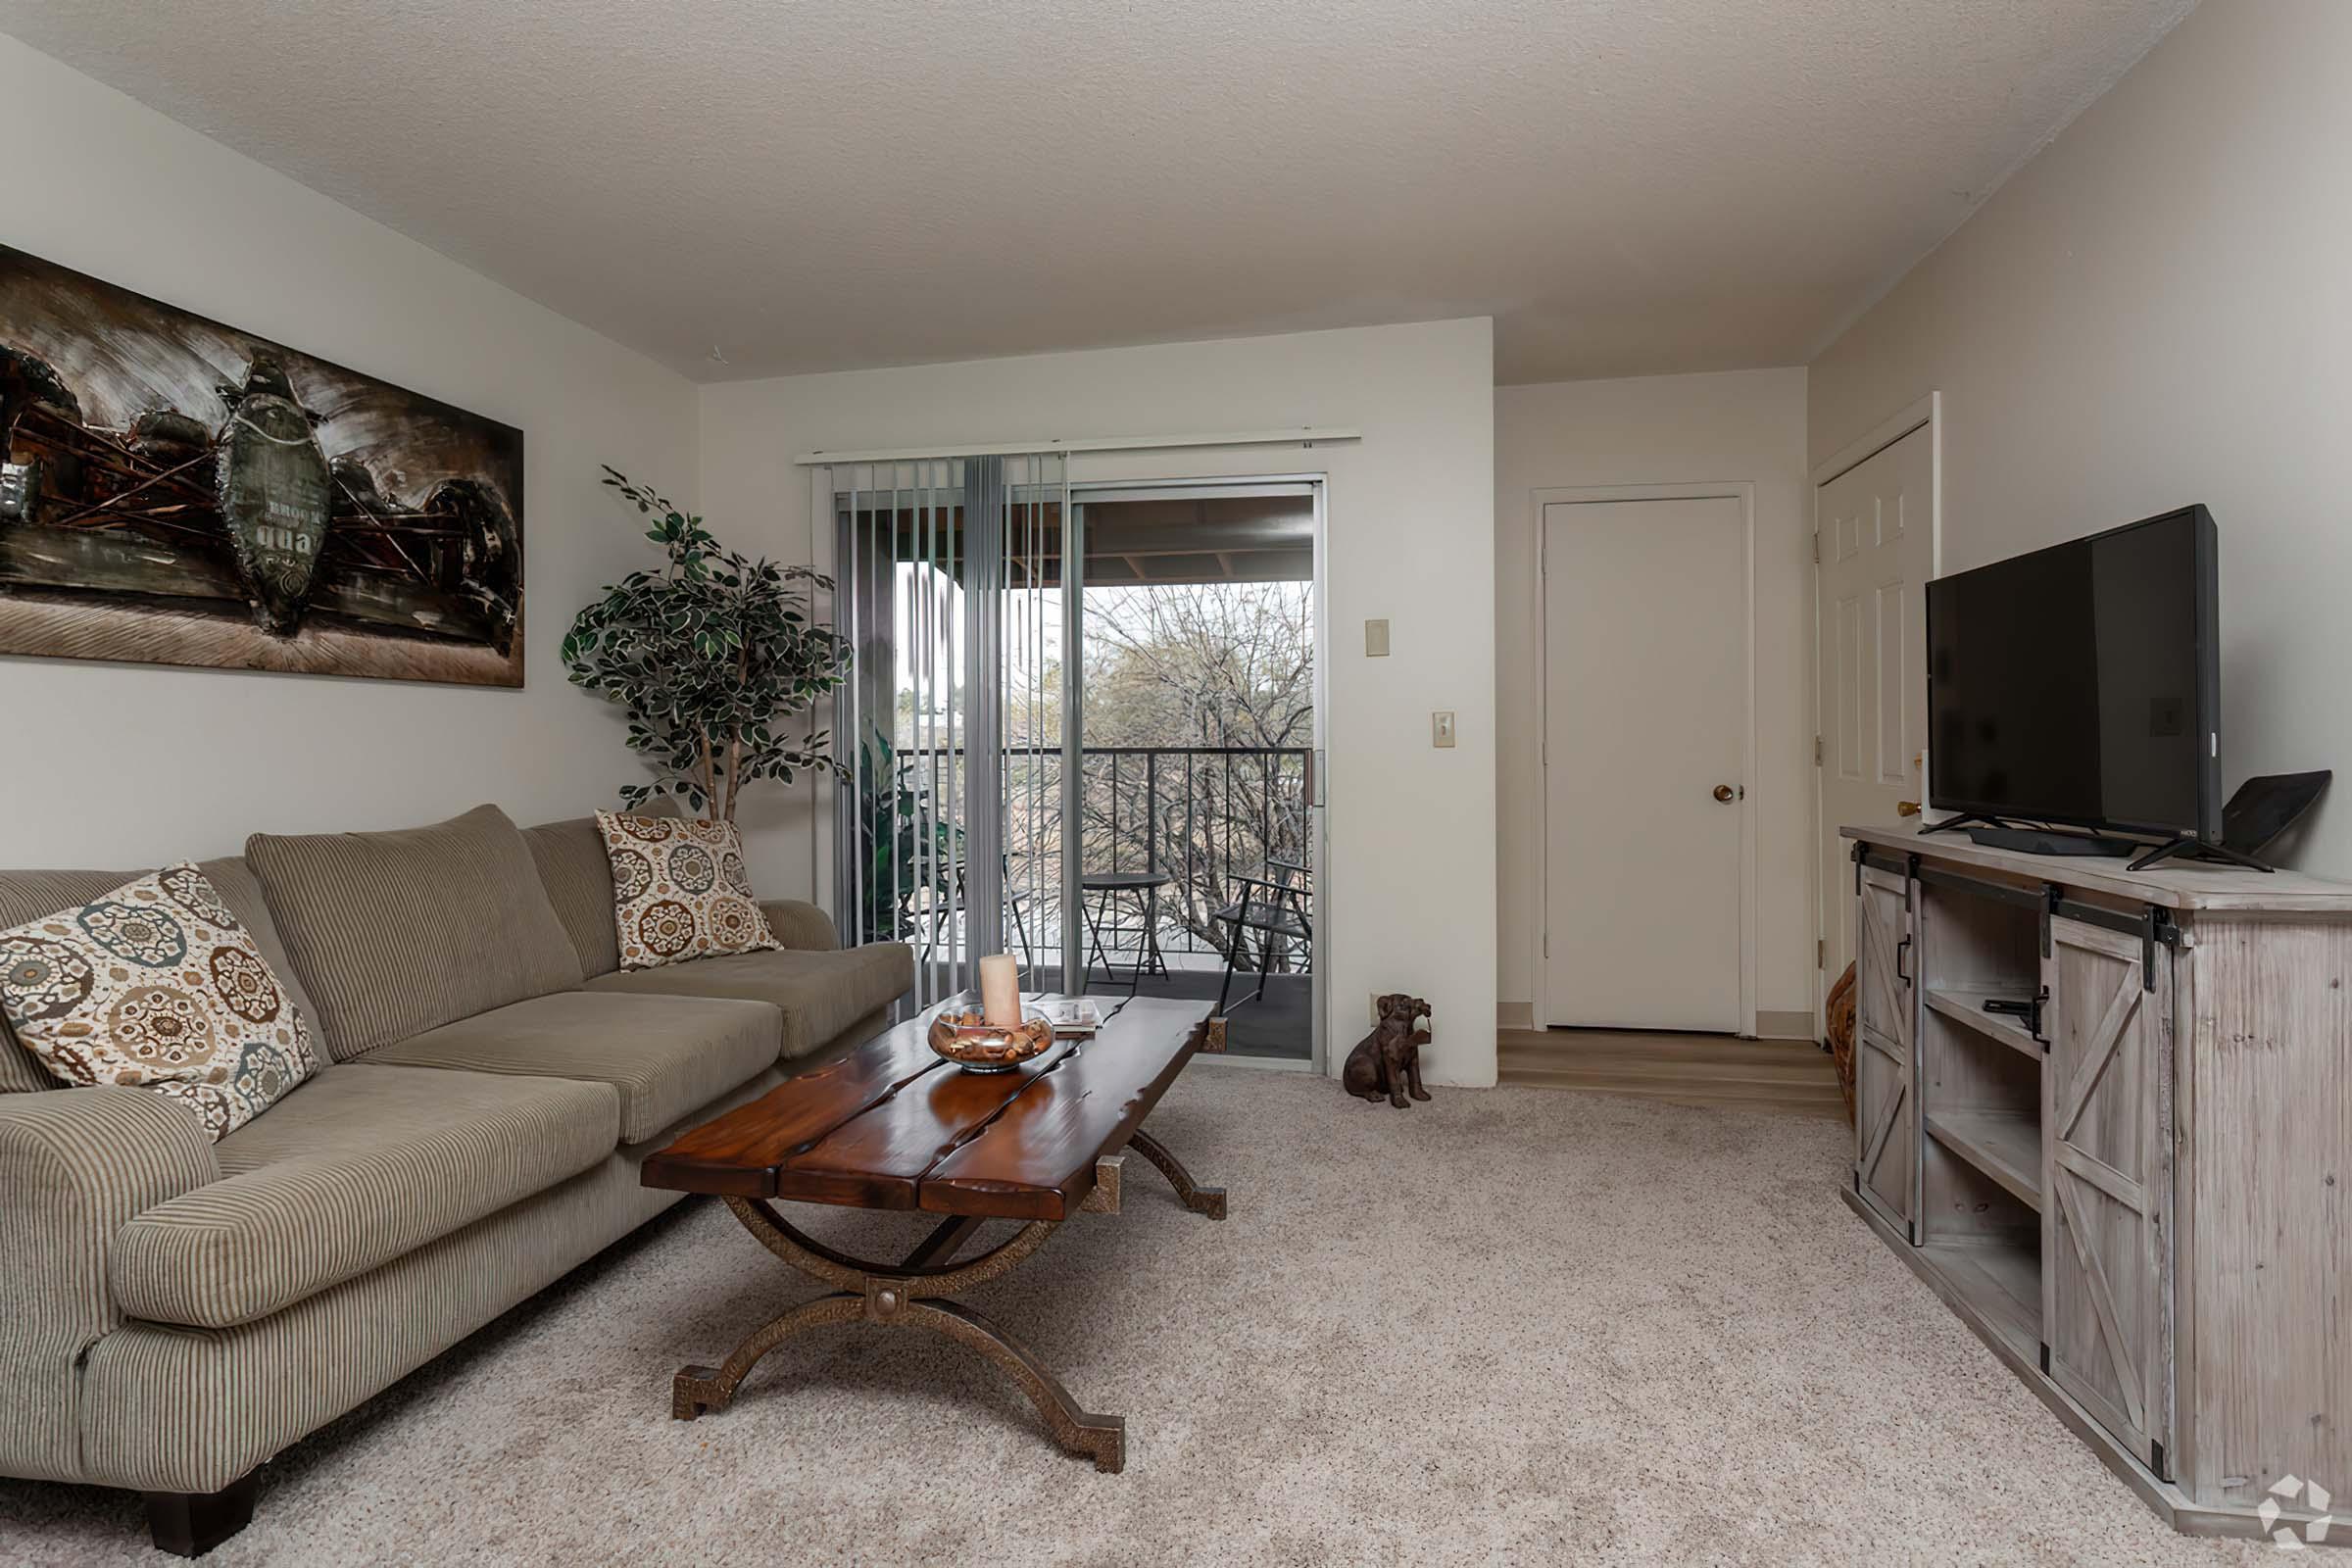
[246,805,585,1060]
[523,816,621,979]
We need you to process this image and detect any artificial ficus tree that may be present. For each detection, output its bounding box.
[563,467,849,820]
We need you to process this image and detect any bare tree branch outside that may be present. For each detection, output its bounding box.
[1073,580,1313,958]
[877,572,1313,967]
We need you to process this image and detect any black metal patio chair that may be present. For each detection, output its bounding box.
[1211,857,1313,1015]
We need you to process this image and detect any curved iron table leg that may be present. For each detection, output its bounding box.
[672,1194,1130,1470]
[672,1289,1125,1472]
[1125,1128,1227,1219]
[900,1298,1125,1472]
[674,1293,860,1420]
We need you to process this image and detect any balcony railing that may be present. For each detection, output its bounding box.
[863,743,1311,966]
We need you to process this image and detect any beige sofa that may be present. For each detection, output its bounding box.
[0,805,910,1557]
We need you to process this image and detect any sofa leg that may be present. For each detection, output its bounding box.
[143,1473,258,1558]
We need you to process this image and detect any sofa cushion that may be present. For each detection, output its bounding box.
[585,943,910,1059]
[523,817,621,980]
[246,805,586,1060]
[0,865,322,1140]
[109,1062,617,1329]
[358,990,780,1143]
[596,812,778,970]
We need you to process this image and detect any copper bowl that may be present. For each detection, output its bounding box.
[926,1005,1055,1074]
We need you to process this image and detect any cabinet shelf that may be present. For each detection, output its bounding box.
[1917,1232,2041,1364]
[1926,1107,2042,1211]
[1926,985,2044,1063]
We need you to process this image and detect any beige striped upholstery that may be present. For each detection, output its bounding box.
[759,897,842,953]
[74,1058,805,1495]
[357,991,781,1142]
[0,1086,219,1484]
[110,1065,617,1330]
[0,811,900,1499]
[81,1151,677,1493]
[246,806,585,1060]
[523,816,622,979]
[585,941,910,1059]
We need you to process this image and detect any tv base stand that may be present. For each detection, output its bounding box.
[2124,835,2274,873]
[1919,813,2276,872]
[1917,811,2012,836]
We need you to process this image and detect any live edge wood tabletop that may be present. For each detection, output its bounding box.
[638,994,1228,1474]
[642,994,1212,1219]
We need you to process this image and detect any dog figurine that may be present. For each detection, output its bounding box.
[1344,993,1433,1107]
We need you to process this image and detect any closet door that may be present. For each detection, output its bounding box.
[2041,913,2174,1477]
[1854,862,1918,1237]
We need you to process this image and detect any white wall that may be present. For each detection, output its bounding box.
[1494,369,1813,1031]
[699,319,1499,1084]
[1811,0,2352,874]
[0,36,699,867]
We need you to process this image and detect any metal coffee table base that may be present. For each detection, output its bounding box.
[670,1128,1225,1474]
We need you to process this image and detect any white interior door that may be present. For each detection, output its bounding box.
[1814,423,1935,1014]
[1543,496,1746,1032]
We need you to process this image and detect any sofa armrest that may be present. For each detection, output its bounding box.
[0,1086,219,1482]
[760,899,841,952]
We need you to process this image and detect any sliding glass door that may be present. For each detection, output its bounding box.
[1065,480,1323,1063]
[822,462,1325,1067]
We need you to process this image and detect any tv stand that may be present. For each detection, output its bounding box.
[1841,824,2352,1544]
[2124,835,2275,873]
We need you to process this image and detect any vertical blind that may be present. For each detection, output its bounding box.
[820,453,1071,1009]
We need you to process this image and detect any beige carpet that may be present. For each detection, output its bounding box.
[0,1070,2265,1566]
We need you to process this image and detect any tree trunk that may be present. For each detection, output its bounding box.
[720,735,743,821]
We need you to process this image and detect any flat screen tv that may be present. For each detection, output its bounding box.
[1926,505,2220,843]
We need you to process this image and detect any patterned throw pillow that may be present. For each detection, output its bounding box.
[0,864,319,1140]
[596,811,778,970]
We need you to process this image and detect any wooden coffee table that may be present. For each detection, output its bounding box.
[640,995,1226,1473]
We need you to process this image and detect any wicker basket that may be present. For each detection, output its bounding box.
[1825,961,1858,1125]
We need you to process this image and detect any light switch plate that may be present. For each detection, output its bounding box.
[1432,710,1455,748]
[1364,618,1390,657]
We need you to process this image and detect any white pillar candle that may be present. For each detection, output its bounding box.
[978,954,1021,1028]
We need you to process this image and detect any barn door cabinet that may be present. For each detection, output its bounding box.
[1841,825,2352,1545]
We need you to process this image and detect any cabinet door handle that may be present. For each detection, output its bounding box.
[1895,934,1913,985]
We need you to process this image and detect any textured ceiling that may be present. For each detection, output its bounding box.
[0,0,2196,384]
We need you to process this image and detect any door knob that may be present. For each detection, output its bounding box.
[1712,784,1737,803]
[1896,800,1922,817]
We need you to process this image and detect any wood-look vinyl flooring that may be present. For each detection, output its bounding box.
[1498,1026,1845,1119]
